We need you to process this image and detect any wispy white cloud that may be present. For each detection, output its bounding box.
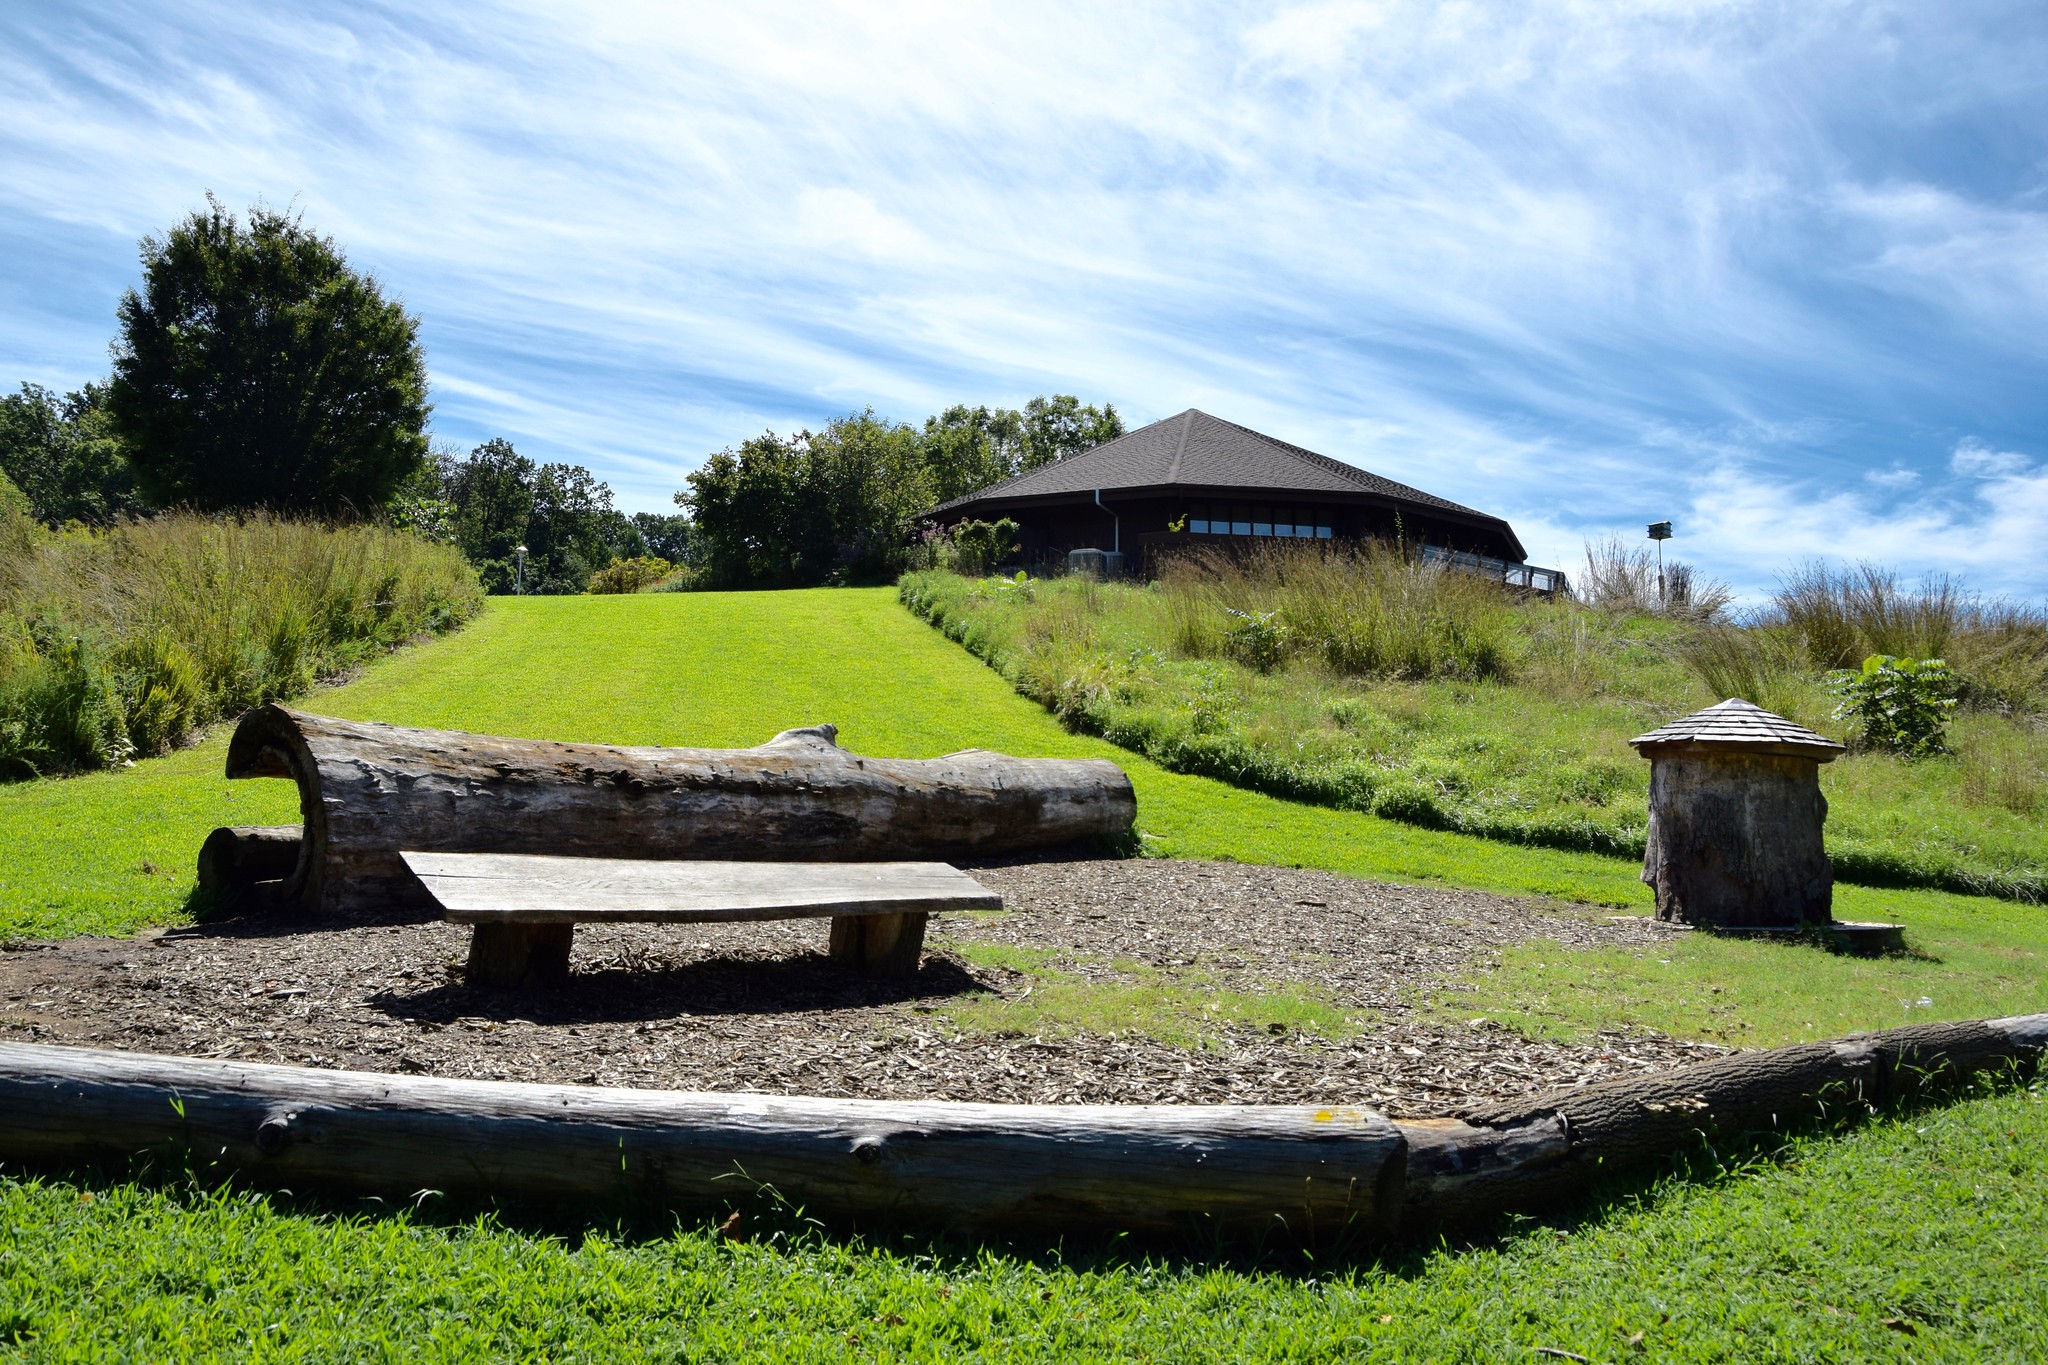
[0,0,2044,593]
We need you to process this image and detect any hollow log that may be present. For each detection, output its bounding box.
[220,706,1136,915]
[0,1042,1403,1241]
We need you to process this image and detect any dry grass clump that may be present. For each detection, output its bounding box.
[0,510,482,776]
[1578,536,1733,619]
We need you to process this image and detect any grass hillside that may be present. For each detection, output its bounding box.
[2,588,2044,1359]
[900,560,2048,902]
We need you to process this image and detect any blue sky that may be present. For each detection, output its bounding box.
[3,0,2044,597]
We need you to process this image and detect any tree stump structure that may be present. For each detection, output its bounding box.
[1630,698,1845,929]
[216,707,1136,916]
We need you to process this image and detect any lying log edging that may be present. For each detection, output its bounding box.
[1,1013,2041,1242]
[0,1042,1403,1240]
[219,707,1137,915]
[1404,1012,2048,1230]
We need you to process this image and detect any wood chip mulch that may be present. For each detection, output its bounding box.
[0,858,1725,1118]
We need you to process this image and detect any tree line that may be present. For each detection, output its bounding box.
[1,197,1119,593]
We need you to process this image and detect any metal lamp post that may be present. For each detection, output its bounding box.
[514,544,528,596]
[1647,520,1673,608]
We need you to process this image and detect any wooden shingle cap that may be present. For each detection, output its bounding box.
[1630,698,1846,762]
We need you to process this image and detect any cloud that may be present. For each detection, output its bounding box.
[1687,447,2048,600]
[1951,438,2033,481]
[0,0,2043,596]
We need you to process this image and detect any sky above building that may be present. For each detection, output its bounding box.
[3,0,2044,598]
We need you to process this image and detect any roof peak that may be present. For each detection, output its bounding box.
[1630,698,1845,759]
[927,408,1506,533]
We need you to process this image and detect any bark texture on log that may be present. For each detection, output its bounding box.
[0,1042,1402,1240]
[1400,1013,2048,1230]
[0,1015,2039,1242]
[1640,751,1833,927]
[221,706,1136,916]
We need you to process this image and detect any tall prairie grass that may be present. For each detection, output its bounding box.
[0,509,482,777]
[1767,562,2048,713]
[901,545,2048,903]
[1158,541,1517,682]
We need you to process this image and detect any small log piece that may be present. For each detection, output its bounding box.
[221,707,1136,916]
[1399,1012,2048,1232]
[195,825,303,895]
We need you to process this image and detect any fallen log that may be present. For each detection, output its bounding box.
[219,707,1137,915]
[0,1015,2040,1242]
[1400,1012,2048,1231]
[0,1042,1403,1241]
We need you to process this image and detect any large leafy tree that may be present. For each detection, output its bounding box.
[683,409,925,589]
[107,196,430,514]
[681,396,1120,590]
[437,438,638,594]
[0,382,143,526]
[914,395,1120,503]
[1017,394,1122,472]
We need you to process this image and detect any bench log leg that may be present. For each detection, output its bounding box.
[828,912,928,978]
[466,924,574,988]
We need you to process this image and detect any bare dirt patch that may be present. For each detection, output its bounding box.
[0,858,1719,1117]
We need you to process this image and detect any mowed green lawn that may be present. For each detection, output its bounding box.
[3,589,2046,1361]
[5,589,2042,1045]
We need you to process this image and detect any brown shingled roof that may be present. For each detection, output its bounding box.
[929,408,1512,531]
[1629,698,1846,760]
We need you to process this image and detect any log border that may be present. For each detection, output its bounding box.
[1,1013,2041,1244]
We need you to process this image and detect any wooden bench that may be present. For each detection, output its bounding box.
[401,852,1003,988]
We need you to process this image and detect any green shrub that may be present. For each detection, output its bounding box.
[0,512,481,777]
[1221,608,1286,671]
[949,519,1020,577]
[587,555,674,594]
[1827,654,1959,758]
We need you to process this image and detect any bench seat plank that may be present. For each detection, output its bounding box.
[402,852,1002,924]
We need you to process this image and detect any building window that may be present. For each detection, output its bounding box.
[1190,517,1209,534]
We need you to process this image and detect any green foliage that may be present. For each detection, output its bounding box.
[1222,607,1287,671]
[1772,561,2048,713]
[917,396,1122,504]
[1829,654,1960,758]
[423,438,641,594]
[108,196,429,514]
[684,397,1119,589]
[903,567,2048,903]
[0,513,480,777]
[1675,621,1807,716]
[587,555,675,594]
[684,409,930,588]
[947,518,1020,577]
[0,381,144,526]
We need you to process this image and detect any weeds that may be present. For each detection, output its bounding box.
[0,511,481,776]
[901,550,2048,903]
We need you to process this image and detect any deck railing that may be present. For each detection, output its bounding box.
[1418,545,1569,596]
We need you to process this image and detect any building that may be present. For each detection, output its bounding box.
[925,408,1564,591]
